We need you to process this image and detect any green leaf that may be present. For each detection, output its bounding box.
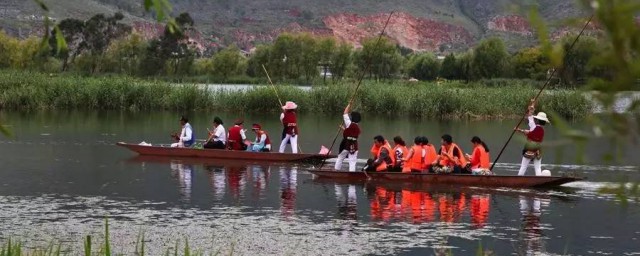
[54,25,68,55]
[33,0,49,11]
[144,0,153,10]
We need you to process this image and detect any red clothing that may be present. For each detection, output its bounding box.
[282,111,298,135]
[228,125,244,150]
[527,126,544,142]
[341,123,360,152]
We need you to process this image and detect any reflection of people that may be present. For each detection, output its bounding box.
[335,104,361,172]
[249,165,269,198]
[280,166,297,217]
[470,194,490,228]
[171,116,195,148]
[226,165,246,200]
[515,100,549,176]
[335,185,358,221]
[279,101,299,153]
[246,123,271,152]
[517,196,548,254]
[170,162,193,201]
[206,166,226,200]
[204,117,226,149]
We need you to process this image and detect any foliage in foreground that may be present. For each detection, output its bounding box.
[0,70,591,119]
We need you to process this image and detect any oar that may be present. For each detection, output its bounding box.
[489,14,595,171]
[317,11,395,171]
[261,64,304,154]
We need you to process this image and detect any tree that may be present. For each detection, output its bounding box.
[330,42,352,80]
[212,45,246,80]
[141,12,195,76]
[406,53,440,81]
[246,45,272,77]
[439,53,459,79]
[558,35,599,86]
[512,47,549,80]
[471,37,508,79]
[103,33,146,75]
[354,37,403,79]
[49,18,85,71]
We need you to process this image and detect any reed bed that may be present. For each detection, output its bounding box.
[0,70,592,119]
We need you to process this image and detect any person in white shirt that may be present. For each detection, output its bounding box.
[204,116,226,149]
[171,116,195,148]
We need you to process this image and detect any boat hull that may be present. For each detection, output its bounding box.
[117,142,335,163]
[308,169,583,188]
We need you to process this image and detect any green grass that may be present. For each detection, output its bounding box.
[0,69,592,119]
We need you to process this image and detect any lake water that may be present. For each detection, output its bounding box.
[0,110,638,255]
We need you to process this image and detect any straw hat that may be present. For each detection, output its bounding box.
[282,101,298,110]
[533,112,550,123]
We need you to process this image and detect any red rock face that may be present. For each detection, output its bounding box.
[322,12,473,51]
[487,15,532,36]
[132,21,218,54]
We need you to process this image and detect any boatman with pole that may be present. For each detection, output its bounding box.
[279,101,299,153]
[334,103,361,172]
[514,100,550,176]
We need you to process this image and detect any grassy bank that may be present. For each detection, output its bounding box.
[0,70,592,119]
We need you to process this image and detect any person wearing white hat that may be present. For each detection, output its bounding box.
[279,101,299,153]
[514,100,550,176]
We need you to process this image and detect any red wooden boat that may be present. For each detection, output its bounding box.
[308,169,583,188]
[116,142,336,163]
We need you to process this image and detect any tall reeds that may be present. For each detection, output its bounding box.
[0,70,592,119]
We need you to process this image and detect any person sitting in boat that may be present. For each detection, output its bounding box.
[389,136,409,172]
[514,100,549,176]
[279,101,299,153]
[402,136,425,173]
[465,136,493,175]
[335,104,361,172]
[170,116,195,148]
[422,136,438,172]
[204,117,226,149]
[247,123,271,152]
[363,135,394,172]
[227,119,247,151]
[431,134,468,174]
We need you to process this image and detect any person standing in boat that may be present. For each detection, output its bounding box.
[390,136,409,172]
[171,116,195,148]
[465,136,492,175]
[334,104,361,172]
[431,134,468,174]
[227,119,247,150]
[204,117,226,149]
[247,123,271,152]
[515,100,549,176]
[279,101,299,153]
[363,135,393,172]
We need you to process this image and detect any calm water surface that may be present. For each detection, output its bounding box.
[0,110,638,255]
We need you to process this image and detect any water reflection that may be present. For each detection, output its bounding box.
[280,166,297,218]
[334,185,357,221]
[205,166,225,200]
[170,161,193,201]
[518,196,550,255]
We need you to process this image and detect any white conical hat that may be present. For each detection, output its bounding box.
[533,112,550,123]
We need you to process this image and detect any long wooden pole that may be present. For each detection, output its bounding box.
[489,14,595,171]
[318,11,395,170]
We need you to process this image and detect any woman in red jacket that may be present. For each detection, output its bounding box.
[514,100,549,176]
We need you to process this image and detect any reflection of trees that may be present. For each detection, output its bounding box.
[170,161,193,201]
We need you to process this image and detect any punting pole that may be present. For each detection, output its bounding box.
[489,14,595,171]
[262,64,304,153]
[318,11,396,171]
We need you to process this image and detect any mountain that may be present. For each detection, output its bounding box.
[0,0,590,52]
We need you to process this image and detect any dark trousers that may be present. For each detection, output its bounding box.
[204,140,226,149]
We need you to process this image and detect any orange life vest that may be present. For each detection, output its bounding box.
[392,145,409,168]
[375,143,393,171]
[471,145,491,169]
[406,145,425,172]
[439,143,467,167]
[423,144,438,170]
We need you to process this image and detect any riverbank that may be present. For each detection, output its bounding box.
[0,70,591,119]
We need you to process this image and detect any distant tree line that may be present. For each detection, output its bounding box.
[0,11,611,86]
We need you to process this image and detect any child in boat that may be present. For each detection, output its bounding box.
[465,136,493,175]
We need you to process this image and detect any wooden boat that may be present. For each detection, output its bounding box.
[308,169,583,188]
[117,142,336,164]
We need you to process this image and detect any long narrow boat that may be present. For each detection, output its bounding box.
[308,169,583,188]
[117,142,336,164]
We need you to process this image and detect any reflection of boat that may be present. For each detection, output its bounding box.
[308,169,583,188]
[127,155,299,169]
[117,142,335,164]
[170,162,193,201]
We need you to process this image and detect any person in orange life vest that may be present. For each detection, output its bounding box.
[334,103,361,172]
[515,100,549,176]
[247,123,271,152]
[402,136,425,173]
[389,136,409,172]
[421,136,438,172]
[279,101,299,153]
[227,119,248,151]
[464,136,493,175]
[431,134,468,174]
[363,135,394,172]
